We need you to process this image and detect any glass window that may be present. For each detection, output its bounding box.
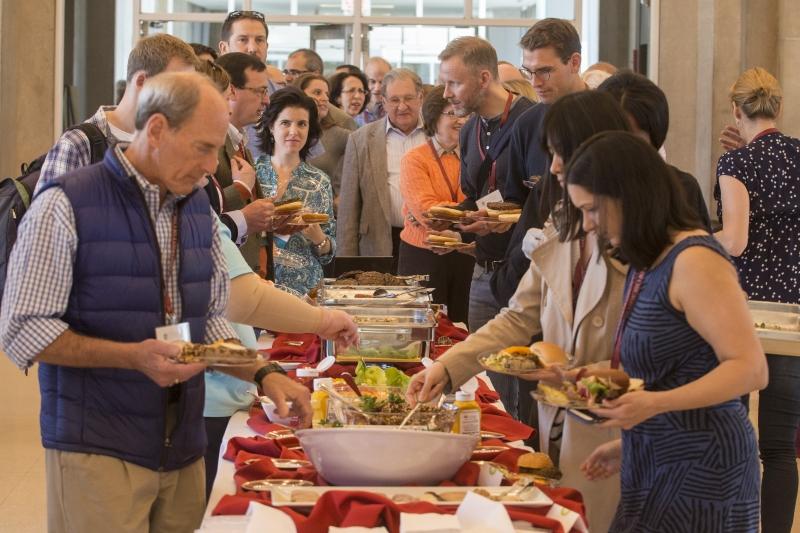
[361,0,464,17]
[139,0,242,13]
[263,24,349,73]
[141,20,220,47]
[252,0,351,16]
[472,0,574,20]
[367,25,527,83]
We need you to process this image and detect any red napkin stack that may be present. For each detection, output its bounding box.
[263,333,321,363]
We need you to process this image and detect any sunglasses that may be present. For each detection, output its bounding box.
[224,10,266,23]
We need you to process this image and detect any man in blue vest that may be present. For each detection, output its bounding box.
[0,71,311,533]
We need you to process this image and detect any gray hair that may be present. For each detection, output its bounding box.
[381,68,423,97]
[134,71,217,130]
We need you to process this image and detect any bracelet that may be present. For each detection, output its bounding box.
[253,362,287,387]
[314,236,330,254]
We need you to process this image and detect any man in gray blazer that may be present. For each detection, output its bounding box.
[336,69,426,272]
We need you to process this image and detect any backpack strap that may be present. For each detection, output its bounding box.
[12,179,31,209]
[70,122,108,164]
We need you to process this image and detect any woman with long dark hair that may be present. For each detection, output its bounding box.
[254,87,336,295]
[572,131,767,532]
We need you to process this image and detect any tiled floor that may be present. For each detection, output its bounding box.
[0,355,798,533]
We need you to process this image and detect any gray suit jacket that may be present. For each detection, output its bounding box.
[336,117,393,256]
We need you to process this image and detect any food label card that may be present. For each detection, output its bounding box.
[476,190,503,211]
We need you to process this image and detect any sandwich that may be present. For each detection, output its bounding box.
[485,201,521,219]
[174,339,259,366]
[483,342,569,373]
[426,234,462,246]
[428,205,466,221]
[300,212,330,224]
[274,197,304,214]
[497,212,521,223]
[517,452,562,479]
[536,368,642,408]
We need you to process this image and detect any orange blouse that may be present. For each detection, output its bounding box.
[399,140,465,249]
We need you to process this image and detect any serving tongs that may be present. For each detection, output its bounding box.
[372,286,435,298]
[320,383,373,421]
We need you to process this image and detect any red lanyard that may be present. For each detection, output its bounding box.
[163,211,180,324]
[752,128,779,142]
[427,139,458,202]
[476,91,513,192]
[611,270,646,369]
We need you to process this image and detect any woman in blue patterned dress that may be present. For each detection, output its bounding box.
[714,67,800,533]
[255,87,336,295]
[567,131,768,532]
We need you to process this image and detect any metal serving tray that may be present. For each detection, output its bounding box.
[749,300,800,357]
[318,285,433,307]
[322,306,437,362]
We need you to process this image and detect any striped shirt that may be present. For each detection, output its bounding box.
[35,106,131,194]
[0,145,234,370]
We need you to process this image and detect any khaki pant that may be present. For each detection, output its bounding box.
[46,449,205,533]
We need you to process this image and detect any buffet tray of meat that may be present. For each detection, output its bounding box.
[749,300,800,357]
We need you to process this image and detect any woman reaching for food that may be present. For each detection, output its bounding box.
[406,91,632,532]
[571,131,766,532]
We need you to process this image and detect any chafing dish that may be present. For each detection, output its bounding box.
[317,284,433,307]
[321,306,437,362]
[749,300,800,357]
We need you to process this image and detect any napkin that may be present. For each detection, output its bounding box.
[246,501,297,533]
[399,513,460,533]
[456,491,516,533]
[480,404,534,442]
[263,333,321,363]
[545,504,589,533]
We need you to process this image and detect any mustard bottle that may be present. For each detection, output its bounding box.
[311,377,333,428]
[452,390,481,436]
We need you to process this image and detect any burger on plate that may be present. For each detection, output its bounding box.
[274,197,304,214]
[300,212,330,224]
[517,452,562,479]
[426,233,462,246]
[485,201,521,219]
[428,205,467,221]
[482,342,569,373]
[536,368,642,408]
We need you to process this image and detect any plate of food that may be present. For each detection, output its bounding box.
[424,234,472,251]
[485,201,522,222]
[478,342,569,376]
[533,368,644,411]
[273,197,305,217]
[423,205,473,225]
[270,485,554,507]
[172,339,259,367]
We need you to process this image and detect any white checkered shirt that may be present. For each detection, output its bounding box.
[0,145,234,370]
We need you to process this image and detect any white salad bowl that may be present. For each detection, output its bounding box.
[295,427,478,486]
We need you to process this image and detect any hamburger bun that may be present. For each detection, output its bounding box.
[486,201,521,218]
[517,452,562,479]
[497,212,521,223]
[301,212,330,224]
[426,234,461,245]
[275,200,304,214]
[428,205,466,220]
[530,341,569,367]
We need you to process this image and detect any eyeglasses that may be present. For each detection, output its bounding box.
[282,69,311,78]
[224,10,266,23]
[385,95,420,107]
[518,66,555,82]
[342,88,366,95]
[239,85,269,97]
[441,110,458,117]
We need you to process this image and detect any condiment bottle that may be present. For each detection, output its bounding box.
[311,377,333,428]
[452,389,481,436]
[296,367,319,391]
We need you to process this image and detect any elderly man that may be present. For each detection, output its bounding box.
[336,68,426,272]
[0,72,310,533]
[362,56,392,124]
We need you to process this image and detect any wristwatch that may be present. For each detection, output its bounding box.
[253,362,287,387]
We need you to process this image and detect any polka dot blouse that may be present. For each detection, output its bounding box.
[715,130,800,304]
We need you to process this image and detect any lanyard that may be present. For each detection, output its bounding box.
[163,211,180,324]
[752,127,780,143]
[611,270,646,369]
[427,139,458,203]
[476,91,514,193]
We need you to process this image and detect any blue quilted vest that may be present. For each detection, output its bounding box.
[37,149,214,471]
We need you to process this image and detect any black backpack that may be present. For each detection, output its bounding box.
[0,122,107,304]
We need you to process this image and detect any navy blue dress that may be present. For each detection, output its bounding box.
[611,236,760,533]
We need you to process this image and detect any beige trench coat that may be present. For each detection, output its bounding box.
[438,226,628,532]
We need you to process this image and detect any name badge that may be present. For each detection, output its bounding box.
[476,189,503,211]
[155,322,191,342]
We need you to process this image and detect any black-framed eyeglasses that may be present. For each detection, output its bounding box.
[282,68,311,78]
[518,66,554,82]
[441,110,458,117]
[225,10,266,23]
[238,85,269,97]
